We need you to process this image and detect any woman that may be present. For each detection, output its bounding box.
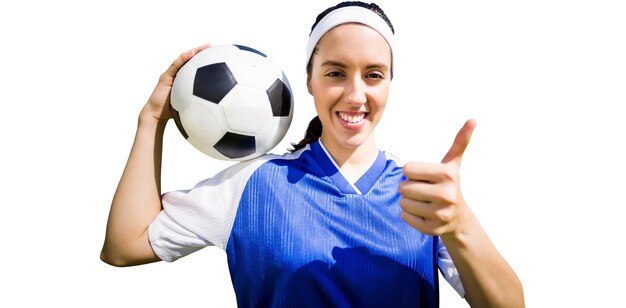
[101,2,524,307]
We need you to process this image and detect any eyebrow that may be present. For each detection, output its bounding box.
[320,60,389,71]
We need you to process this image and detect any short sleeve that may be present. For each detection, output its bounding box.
[148,157,268,262]
[437,238,466,297]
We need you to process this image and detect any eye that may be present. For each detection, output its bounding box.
[325,71,344,78]
[366,72,385,80]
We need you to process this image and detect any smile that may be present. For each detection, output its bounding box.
[337,111,368,124]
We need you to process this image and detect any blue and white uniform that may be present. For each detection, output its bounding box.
[149,140,464,307]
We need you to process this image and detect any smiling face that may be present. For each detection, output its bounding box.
[307,23,392,156]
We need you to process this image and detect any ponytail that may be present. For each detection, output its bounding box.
[290,116,322,152]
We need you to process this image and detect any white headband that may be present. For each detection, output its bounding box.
[305,6,394,69]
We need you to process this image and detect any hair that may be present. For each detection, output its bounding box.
[290,1,394,152]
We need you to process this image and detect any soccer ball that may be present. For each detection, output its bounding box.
[170,44,294,161]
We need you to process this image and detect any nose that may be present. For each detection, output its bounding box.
[345,77,367,106]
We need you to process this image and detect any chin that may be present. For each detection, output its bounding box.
[340,132,373,149]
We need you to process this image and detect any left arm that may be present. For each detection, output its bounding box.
[399,119,524,307]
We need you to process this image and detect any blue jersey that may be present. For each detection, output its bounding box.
[149,140,463,307]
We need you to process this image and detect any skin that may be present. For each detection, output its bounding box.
[102,18,524,308]
[307,23,391,182]
[100,44,210,266]
[308,24,524,307]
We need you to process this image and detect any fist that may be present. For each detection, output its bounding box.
[398,119,476,236]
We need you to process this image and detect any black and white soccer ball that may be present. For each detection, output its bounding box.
[170,44,293,161]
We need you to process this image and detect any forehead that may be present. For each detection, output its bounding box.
[314,23,391,65]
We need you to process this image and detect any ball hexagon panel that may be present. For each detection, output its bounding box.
[171,61,198,113]
[224,53,281,90]
[219,84,273,134]
[254,115,293,153]
[179,99,229,155]
[193,63,237,104]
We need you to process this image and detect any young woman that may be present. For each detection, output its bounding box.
[101,2,524,307]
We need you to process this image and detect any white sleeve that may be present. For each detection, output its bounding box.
[148,157,269,262]
[437,237,465,297]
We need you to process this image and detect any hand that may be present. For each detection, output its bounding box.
[398,119,477,236]
[141,44,211,122]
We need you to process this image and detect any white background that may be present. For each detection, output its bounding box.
[1,0,624,307]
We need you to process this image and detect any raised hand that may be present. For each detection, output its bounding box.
[142,44,211,122]
[398,119,477,236]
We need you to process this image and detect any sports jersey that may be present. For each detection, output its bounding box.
[149,140,464,307]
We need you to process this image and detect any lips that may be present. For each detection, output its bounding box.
[335,111,369,131]
[337,111,367,124]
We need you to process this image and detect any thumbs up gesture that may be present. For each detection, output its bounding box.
[399,119,477,236]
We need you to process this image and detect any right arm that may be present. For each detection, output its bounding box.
[100,44,210,267]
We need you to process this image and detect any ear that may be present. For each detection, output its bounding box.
[306,74,312,95]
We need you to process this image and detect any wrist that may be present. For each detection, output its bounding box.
[440,203,480,249]
[138,104,169,129]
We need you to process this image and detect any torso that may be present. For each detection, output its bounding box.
[226,141,439,307]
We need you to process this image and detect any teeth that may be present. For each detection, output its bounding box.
[339,112,365,123]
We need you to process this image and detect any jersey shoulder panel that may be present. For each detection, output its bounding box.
[148,152,301,261]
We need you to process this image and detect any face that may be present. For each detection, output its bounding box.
[307,23,392,152]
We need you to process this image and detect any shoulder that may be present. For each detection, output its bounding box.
[213,146,312,182]
[251,146,310,169]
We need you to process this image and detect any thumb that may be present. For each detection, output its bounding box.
[441,119,477,164]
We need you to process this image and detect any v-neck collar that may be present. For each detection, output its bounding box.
[310,140,387,195]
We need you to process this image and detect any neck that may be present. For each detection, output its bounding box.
[320,134,378,181]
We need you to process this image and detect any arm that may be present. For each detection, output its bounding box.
[439,206,524,307]
[100,44,210,267]
[399,119,524,307]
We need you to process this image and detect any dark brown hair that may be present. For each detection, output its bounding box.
[290,1,394,152]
